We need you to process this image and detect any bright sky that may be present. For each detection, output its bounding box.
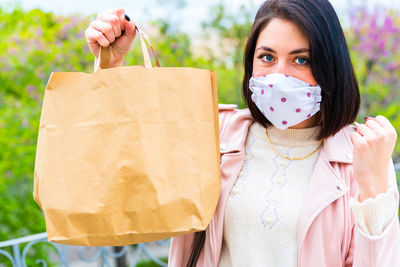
[2,0,400,36]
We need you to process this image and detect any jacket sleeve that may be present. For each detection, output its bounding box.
[345,159,400,267]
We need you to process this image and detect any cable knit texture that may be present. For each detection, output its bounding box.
[218,122,396,267]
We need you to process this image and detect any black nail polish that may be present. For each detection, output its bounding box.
[121,14,130,35]
[364,116,372,121]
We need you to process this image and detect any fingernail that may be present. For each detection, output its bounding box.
[121,14,130,35]
[364,116,372,121]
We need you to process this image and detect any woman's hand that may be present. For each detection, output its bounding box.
[85,7,136,71]
[350,116,398,202]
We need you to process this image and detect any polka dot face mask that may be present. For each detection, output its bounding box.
[249,73,322,130]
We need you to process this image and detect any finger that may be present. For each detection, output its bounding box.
[374,115,394,130]
[365,118,382,131]
[85,28,110,48]
[375,115,398,142]
[121,15,136,39]
[90,20,116,44]
[108,7,126,33]
[97,12,122,39]
[109,7,126,16]
[355,123,374,138]
[350,131,366,147]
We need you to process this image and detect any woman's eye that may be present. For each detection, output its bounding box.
[295,57,310,65]
[259,54,274,62]
[264,55,274,61]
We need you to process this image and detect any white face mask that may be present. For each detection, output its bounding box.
[249,73,322,130]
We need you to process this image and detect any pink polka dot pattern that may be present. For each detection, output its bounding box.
[248,72,322,129]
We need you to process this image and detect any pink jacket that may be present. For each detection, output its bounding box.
[168,104,400,267]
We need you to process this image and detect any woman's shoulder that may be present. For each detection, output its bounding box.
[325,124,356,148]
[217,103,252,117]
[218,103,239,110]
[218,103,252,129]
[218,103,253,146]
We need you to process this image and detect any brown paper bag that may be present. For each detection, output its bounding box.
[33,27,220,246]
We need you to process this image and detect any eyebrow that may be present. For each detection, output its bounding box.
[255,46,310,55]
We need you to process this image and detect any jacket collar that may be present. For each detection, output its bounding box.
[236,108,354,164]
[322,125,355,164]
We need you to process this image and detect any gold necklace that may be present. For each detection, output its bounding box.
[265,128,323,161]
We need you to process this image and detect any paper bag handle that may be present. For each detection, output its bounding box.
[98,26,160,70]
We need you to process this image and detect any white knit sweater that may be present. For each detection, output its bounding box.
[217,122,396,267]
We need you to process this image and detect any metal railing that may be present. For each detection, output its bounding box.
[0,233,170,267]
[1,164,399,267]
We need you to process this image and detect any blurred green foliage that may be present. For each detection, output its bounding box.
[345,6,400,163]
[0,4,94,266]
[136,257,168,267]
[0,6,93,240]
[0,1,399,265]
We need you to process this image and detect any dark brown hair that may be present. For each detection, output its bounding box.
[185,0,360,265]
[243,0,360,140]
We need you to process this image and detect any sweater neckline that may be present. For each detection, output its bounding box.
[249,122,322,147]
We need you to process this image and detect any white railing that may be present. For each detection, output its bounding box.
[1,163,399,266]
[0,233,169,267]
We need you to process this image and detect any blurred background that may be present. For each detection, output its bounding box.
[1,0,399,266]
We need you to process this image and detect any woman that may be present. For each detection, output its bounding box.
[85,0,400,266]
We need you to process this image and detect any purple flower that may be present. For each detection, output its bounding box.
[26,85,37,92]
[383,17,397,33]
[70,16,79,26]
[386,63,398,72]
[348,6,400,86]
[36,27,43,36]
[5,170,12,178]
[378,40,386,53]
[12,36,22,45]
[9,48,17,55]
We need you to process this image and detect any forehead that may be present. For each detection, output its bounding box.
[256,18,310,51]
